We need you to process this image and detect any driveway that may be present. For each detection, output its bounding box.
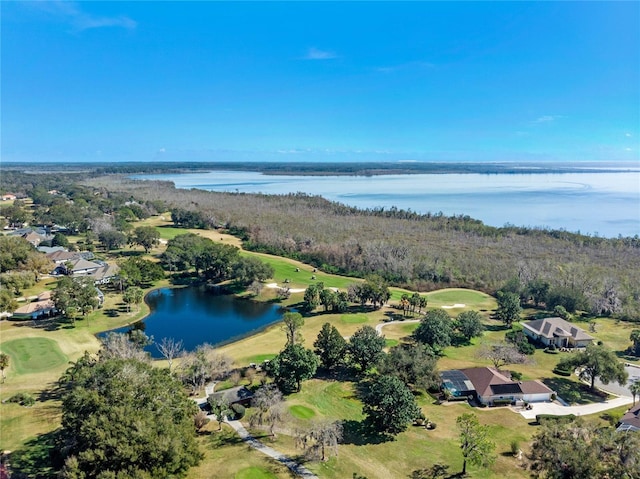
[519,396,634,420]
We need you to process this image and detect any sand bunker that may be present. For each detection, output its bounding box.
[441,304,466,309]
[265,283,306,293]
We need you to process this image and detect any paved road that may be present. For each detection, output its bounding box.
[226,420,319,479]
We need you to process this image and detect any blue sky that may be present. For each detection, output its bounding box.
[2,1,639,163]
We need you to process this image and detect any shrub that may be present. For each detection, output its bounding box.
[426,421,437,430]
[553,367,572,376]
[492,399,512,406]
[230,403,245,419]
[511,371,523,381]
[7,392,35,407]
[510,440,520,456]
[535,414,576,424]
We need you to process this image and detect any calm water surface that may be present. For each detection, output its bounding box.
[103,287,285,358]
[135,170,640,237]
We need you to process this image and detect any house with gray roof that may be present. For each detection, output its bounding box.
[617,403,640,432]
[208,386,254,406]
[522,317,594,348]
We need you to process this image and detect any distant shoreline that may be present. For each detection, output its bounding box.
[2,160,639,177]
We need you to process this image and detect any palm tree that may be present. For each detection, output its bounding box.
[0,353,10,383]
[630,379,640,406]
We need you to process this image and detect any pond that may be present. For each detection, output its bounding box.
[101,286,286,358]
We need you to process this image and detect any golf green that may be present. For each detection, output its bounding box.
[235,467,278,479]
[0,337,68,374]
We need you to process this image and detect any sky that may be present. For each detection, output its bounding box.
[2,1,639,164]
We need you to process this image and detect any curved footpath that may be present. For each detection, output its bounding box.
[226,420,318,479]
[375,318,420,335]
[194,385,318,479]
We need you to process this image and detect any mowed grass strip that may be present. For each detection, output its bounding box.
[235,467,279,479]
[0,338,67,374]
[340,314,368,324]
[289,405,316,420]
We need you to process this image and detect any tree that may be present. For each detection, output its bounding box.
[52,276,99,325]
[476,342,529,370]
[266,344,319,393]
[250,385,285,438]
[296,420,343,461]
[0,289,18,314]
[413,309,454,350]
[52,232,70,248]
[529,418,640,479]
[99,230,127,250]
[526,278,550,307]
[630,329,640,357]
[303,283,324,312]
[361,375,420,435]
[455,310,485,342]
[58,356,202,478]
[348,325,386,374]
[156,337,184,372]
[456,413,496,475]
[122,286,144,313]
[557,344,628,391]
[99,332,150,362]
[193,410,210,432]
[281,311,305,347]
[380,343,439,391]
[630,380,640,406]
[179,345,233,395]
[314,322,347,370]
[505,329,535,355]
[495,291,521,327]
[118,257,165,288]
[207,395,231,430]
[1,271,36,295]
[132,226,160,253]
[231,256,274,286]
[0,353,9,383]
[194,242,240,281]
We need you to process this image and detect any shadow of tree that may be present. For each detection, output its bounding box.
[542,377,608,404]
[9,430,62,479]
[341,419,392,445]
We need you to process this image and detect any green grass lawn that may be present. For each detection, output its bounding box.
[235,467,279,479]
[0,337,68,374]
[340,314,368,324]
[289,405,316,420]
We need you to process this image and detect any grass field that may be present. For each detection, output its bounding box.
[2,215,637,477]
[0,338,67,374]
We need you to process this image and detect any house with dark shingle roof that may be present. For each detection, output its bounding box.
[522,317,594,348]
[442,367,554,406]
[208,386,254,406]
[617,403,640,432]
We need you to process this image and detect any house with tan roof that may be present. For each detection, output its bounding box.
[522,317,594,348]
[12,298,57,320]
[441,367,554,406]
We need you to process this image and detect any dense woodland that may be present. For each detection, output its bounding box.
[1,167,639,319]
[82,175,640,320]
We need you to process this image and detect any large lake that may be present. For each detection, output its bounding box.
[135,170,640,238]
[103,287,285,358]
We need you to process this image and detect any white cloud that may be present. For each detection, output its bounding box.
[158,148,166,153]
[625,132,632,137]
[625,147,632,151]
[534,115,557,124]
[304,47,337,60]
[27,1,136,32]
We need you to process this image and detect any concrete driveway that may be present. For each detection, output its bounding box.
[519,396,634,420]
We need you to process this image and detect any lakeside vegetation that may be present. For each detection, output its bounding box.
[1,168,639,478]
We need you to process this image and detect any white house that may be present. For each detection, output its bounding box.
[522,317,594,348]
